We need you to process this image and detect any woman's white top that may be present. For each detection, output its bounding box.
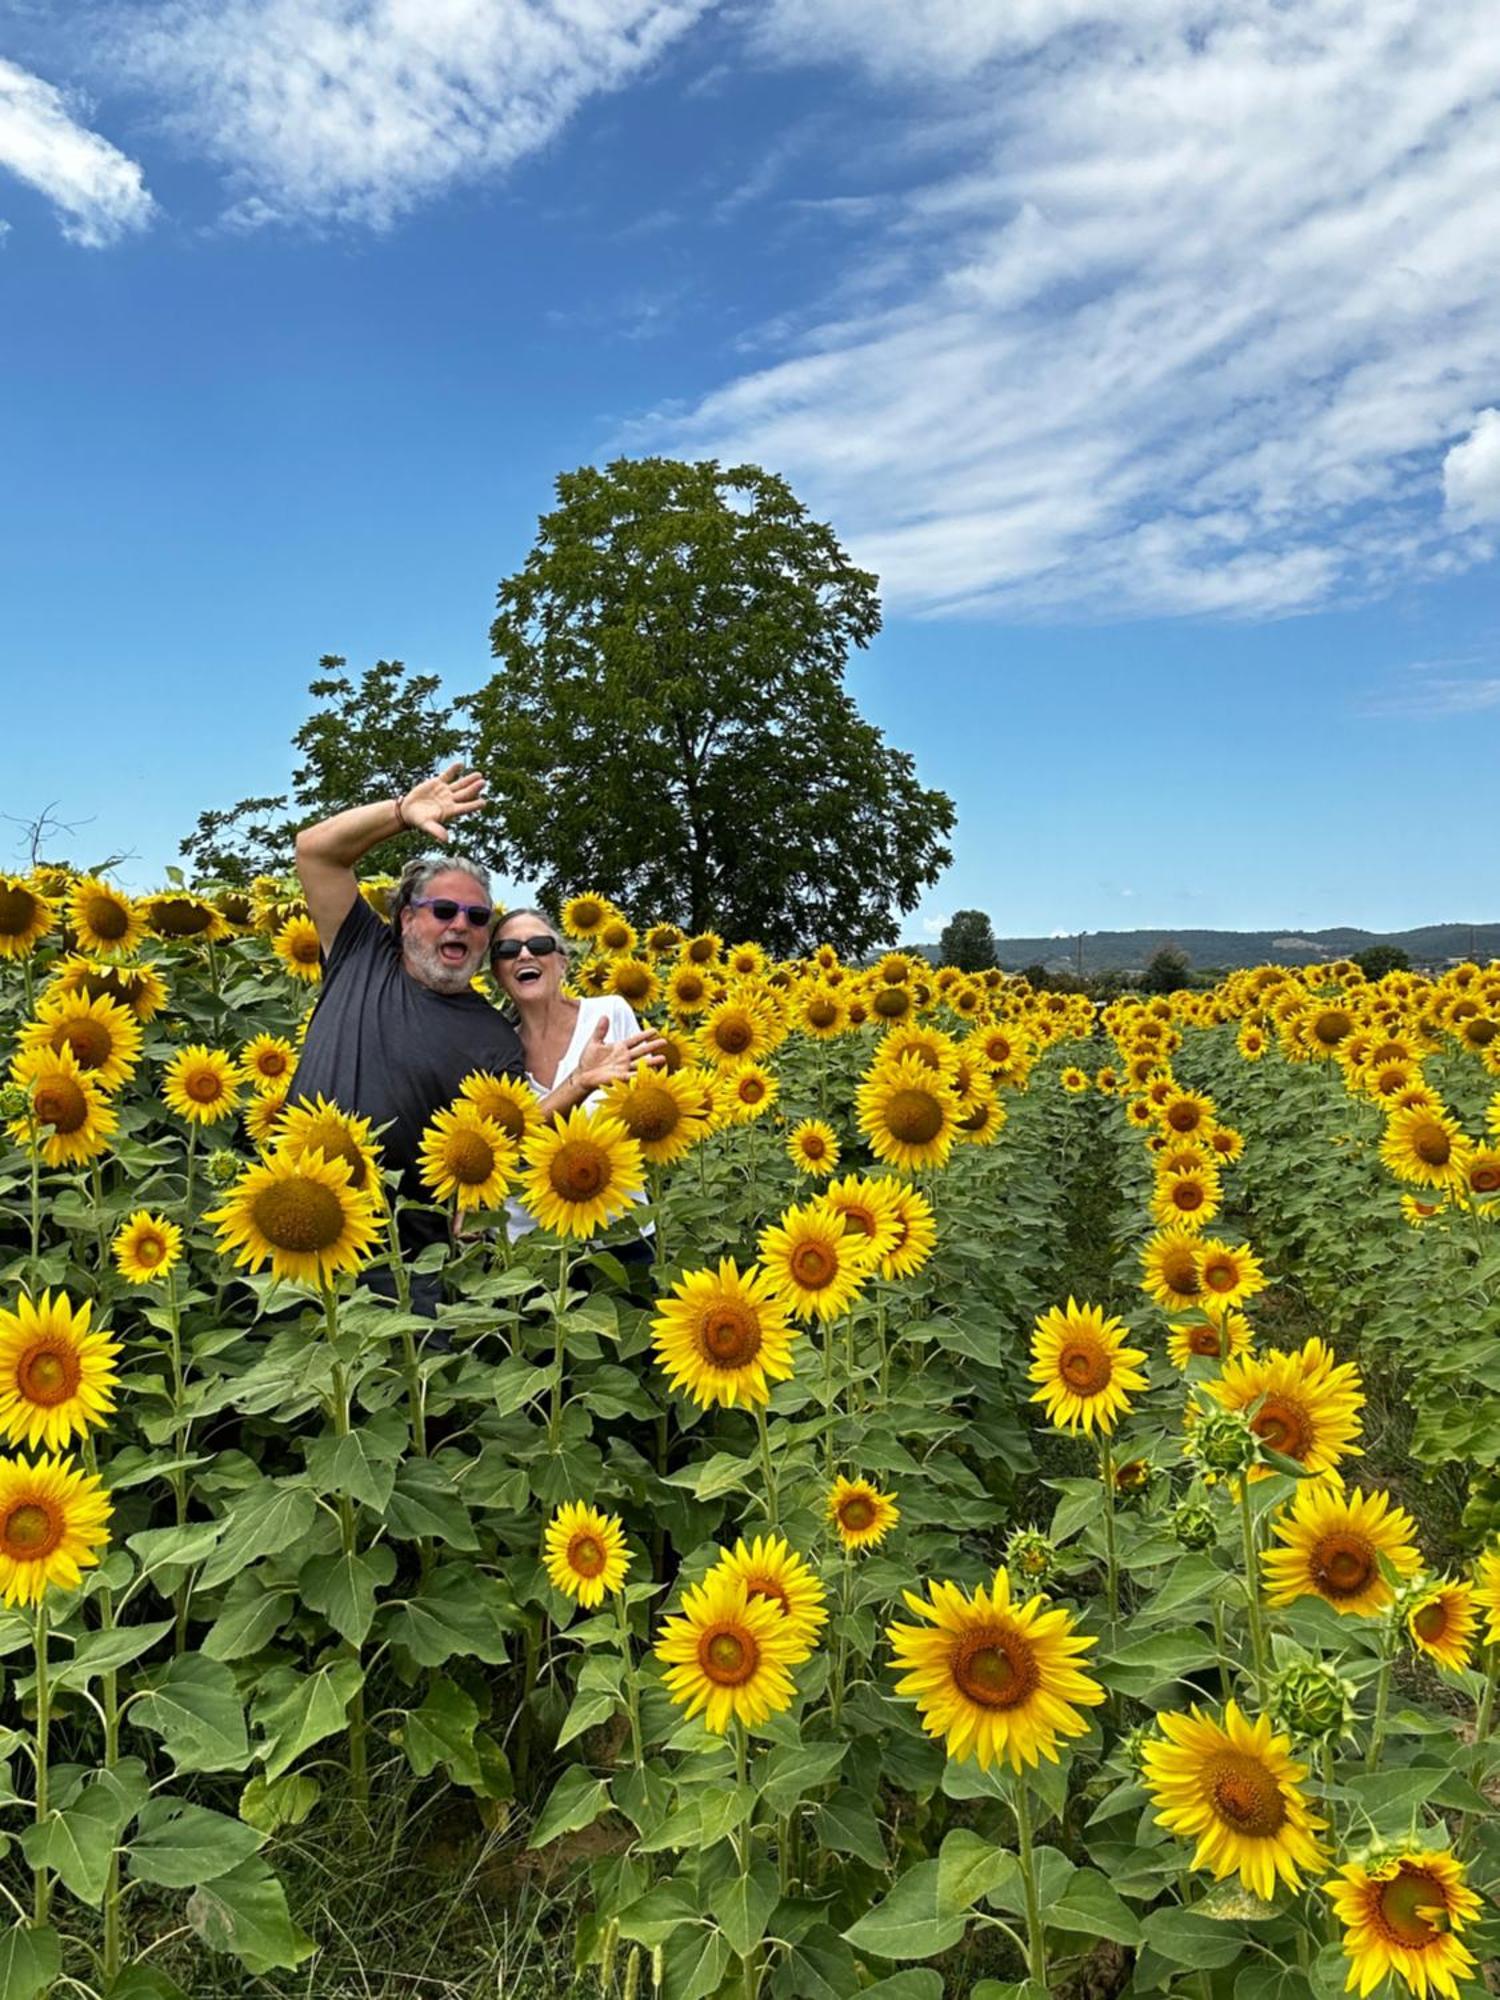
[506,995,652,1241]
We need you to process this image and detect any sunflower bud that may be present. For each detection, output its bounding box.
[162,1015,186,1038]
[1268,1655,1358,1742]
[1186,1402,1258,1478]
[1004,1527,1058,1595]
[1113,1457,1152,1498]
[1118,1721,1156,1775]
[0,1082,29,1121]
[205,1148,241,1187]
[1170,1499,1218,1552]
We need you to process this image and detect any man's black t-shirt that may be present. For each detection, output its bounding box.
[287,896,524,1256]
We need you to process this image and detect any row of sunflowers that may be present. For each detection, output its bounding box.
[0,865,1498,1997]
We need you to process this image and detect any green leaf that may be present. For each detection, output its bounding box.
[937,1828,1018,1912]
[490,1356,554,1417]
[252,1659,363,1782]
[556,1687,618,1750]
[614,1881,697,1948]
[298,1544,397,1647]
[105,1967,190,2000]
[384,1458,478,1548]
[382,1565,512,1666]
[304,1427,402,1512]
[1099,1625,1217,1696]
[759,1740,844,1813]
[130,1656,251,1775]
[399,1676,484,1788]
[238,1773,320,1835]
[1340,1767,1445,1824]
[660,1920,729,2000]
[860,1976,945,2000]
[49,1621,174,1691]
[529,1765,612,1848]
[19,1779,129,1906]
[663,1451,750,1500]
[709,1855,778,1958]
[127,1800,265,1888]
[813,1793,887,1868]
[202,1578,296,1661]
[1141,1906,1252,1970]
[1048,1867,1143,1945]
[186,1855,317,1974]
[843,1860,968,1961]
[0,1925,62,2000]
[197,1481,318,1592]
[126,1519,224,1582]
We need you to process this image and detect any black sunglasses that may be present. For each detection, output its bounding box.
[492,935,562,961]
[409,896,493,927]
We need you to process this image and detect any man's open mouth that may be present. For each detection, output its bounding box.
[439,940,470,965]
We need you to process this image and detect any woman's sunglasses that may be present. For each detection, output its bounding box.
[409,896,494,927]
[492,935,562,960]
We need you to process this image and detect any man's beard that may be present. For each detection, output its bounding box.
[403,932,483,994]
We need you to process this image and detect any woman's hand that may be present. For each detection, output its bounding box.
[398,764,488,844]
[571,1020,667,1095]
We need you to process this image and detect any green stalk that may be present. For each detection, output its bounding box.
[547,1243,571,1449]
[822,1317,837,1477]
[99,1582,123,1978]
[32,1602,50,1926]
[753,1402,779,1530]
[614,1591,644,1773]
[1098,1435,1119,1625]
[829,1550,853,1731]
[875,1298,888,1409]
[734,1722,758,2000]
[1237,1479,1269,1703]
[1013,1777,1047,1987]
[164,1269,192,1651]
[26,1111,41,1280]
[183,1124,199,1220]
[1364,1640,1394,1775]
[323,1285,368,1814]
[384,1209,427,1457]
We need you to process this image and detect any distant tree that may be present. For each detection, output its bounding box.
[181,657,479,884]
[1020,962,1050,989]
[467,458,955,958]
[1140,946,1191,994]
[938,909,998,972]
[1354,943,1411,980]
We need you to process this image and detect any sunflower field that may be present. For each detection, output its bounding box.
[3,867,1500,1999]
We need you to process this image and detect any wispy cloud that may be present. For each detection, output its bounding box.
[1364,652,1500,717]
[0,58,154,246]
[647,0,1500,619]
[1444,410,1500,526]
[110,0,710,231]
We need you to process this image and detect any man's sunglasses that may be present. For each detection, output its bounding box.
[409,897,494,927]
[492,935,562,960]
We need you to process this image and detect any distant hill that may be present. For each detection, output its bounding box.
[905,924,1500,975]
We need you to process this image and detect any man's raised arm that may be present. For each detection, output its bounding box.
[294,764,488,953]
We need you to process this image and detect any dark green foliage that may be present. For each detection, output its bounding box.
[1353,942,1411,978]
[1139,947,1191,994]
[937,909,998,973]
[468,458,955,957]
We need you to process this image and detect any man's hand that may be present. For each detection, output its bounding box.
[399,764,488,844]
[572,1019,668,1095]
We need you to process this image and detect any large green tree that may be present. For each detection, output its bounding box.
[938,909,998,973]
[468,458,955,957]
[181,657,478,883]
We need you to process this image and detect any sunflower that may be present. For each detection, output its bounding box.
[543,1501,630,1607]
[956,1088,1006,1145]
[1157,1140,1217,1177]
[597,915,636,956]
[1406,1579,1477,1674]
[112,1210,183,1286]
[1159,1089,1216,1136]
[1399,1192,1447,1228]
[239,1034,298,1092]
[607,956,659,1008]
[644,921,685,958]
[697,998,773,1068]
[1030,1300,1147,1435]
[0,1454,112,1608]
[666,963,714,1015]
[1142,1701,1326,1899]
[207,1146,382,1286]
[1327,1848,1481,2000]
[418,1104,517,1210]
[816,1174,904,1268]
[0,1291,120,1452]
[723,1061,779,1123]
[868,981,915,1024]
[1380,1105,1469,1189]
[63,876,141,958]
[711,1535,827,1661]
[797,986,849,1039]
[519,1109,645,1240]
[18,991,142,1094]
[1140,1227,1204,1311]
[758,1204,868,1323]
[1460,1147,1500,1201]
[652,1259,797,1409]
[1149,1166,1221,1234]
[1238,1026,1269,1062]
[1262,1482,1420,1617]
[1206,1125,1246,1165]
[1166,1310,1254,1371]
[272,915,324,983]
[1195,1239,1266,1311]
[7,1049,118,1167]
[857,1055,957,1173]
[600,1064,705,1167]
[162,1045,241,1126]
[145,893,230,942]
[244,1084,289,1146]
[1205,1339,1364,1482]
[828,1475,900,1551]
[47,954,167,1023]
[786,1118,840,1179]
[561,893,614,942]
[887,1568,1104,1772]
[1060,1066,1090,1094]
[878,1181,937,1281]
[0,875,54,958]
[654,1569,802,1734]
[683,931,723,967]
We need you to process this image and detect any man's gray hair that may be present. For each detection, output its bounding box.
[389,853,495,931]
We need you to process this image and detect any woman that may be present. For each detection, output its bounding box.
[489,907,664,1247]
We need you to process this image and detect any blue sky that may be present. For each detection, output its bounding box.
[3,0,1499,942]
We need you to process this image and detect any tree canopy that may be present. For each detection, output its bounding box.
[938,909,998,972]
[467,457,954,958]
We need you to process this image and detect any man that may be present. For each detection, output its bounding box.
[289,764,653,1293]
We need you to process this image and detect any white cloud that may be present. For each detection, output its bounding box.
[1444,410,1500,525]
[113,0,709,229]
[649,0,1500,618]
[1365,653,1500,717]
[0,58,154,245]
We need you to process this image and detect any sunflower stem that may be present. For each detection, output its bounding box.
[734,1721,759,2000]
[323,1285,369,1820]
[165,1268,191,1651]
[183,1125,198,1221]
[1237,1479,1270,1703]
[822,1319,836,1478]
[614,1590,644,1773]
[1458,1645,1499,1851]
[829,1549,853,1732]
[98,1580,123,1980]
[26,1111,41,1281]
[32,1600,51,1927]
[88,1159,108,1267]
[753,1402,779,1531]
[1012,1775,1048,1987]
[1364,1636,1395,1775]
[875,1299,888,1410]
[1098,1436,1120,1626]
[547,1244,572,1449]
